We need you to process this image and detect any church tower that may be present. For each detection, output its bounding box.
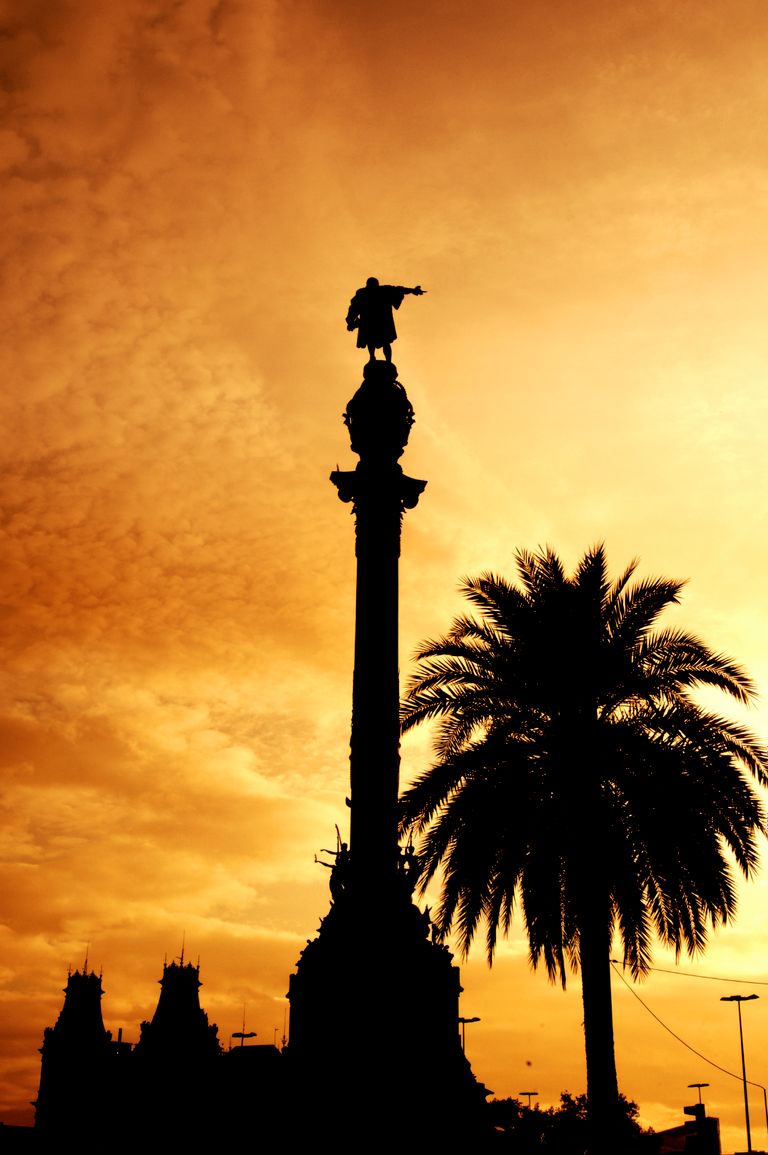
[135,957,220,1060]
[35,965,112,1138]
[131,956,221,1142]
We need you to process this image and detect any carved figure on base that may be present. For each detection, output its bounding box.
[315,838,350,903]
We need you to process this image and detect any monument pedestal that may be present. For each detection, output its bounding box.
[287,885,484,1144]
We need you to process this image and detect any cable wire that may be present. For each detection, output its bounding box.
[642,964,768,987]
[610,961,764,1092]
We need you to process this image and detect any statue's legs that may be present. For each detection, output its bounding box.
[366,343,392,362]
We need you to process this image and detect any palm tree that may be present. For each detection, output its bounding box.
[400,544,767,1153]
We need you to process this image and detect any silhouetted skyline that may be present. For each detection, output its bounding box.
[3,3,768,1150]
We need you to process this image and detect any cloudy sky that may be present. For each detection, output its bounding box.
[3,0,768,1147]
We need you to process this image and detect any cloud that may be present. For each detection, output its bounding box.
[2,3,768,1146]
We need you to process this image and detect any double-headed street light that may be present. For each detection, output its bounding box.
[721,993,759,1154]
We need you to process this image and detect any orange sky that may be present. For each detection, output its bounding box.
[3,1,768,1147]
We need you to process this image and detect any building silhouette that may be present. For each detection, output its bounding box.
[34,958,285,1149]
[35,966,114,1139]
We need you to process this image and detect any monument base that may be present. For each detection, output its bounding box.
[286,883,489,1146]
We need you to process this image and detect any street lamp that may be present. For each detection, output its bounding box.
[519,1090,539,1108]
[457,1015,480,1053]
[232,1030,257,1047]
[721,993,759,1154]
[688,1083,709,1104]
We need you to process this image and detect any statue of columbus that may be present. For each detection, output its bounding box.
[346,277,424,363]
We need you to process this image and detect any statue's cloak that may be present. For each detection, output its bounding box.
[346,284,407,350]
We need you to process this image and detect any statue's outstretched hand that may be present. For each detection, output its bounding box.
[412,285,425,295]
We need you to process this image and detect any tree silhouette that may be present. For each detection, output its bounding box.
[488,1091,649,1152]
[400,544,767,1154]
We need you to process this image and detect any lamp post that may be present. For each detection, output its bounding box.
[232,1030,257,1048]
[457,1015,480,1053]
[721,993,759,1153]
[688,1082,709,1104]
[519,1090,538,1108]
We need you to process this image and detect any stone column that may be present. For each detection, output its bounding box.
[287,359,485,1147]
[331,360,425,895]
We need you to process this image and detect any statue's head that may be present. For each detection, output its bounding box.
[365,276,379,288]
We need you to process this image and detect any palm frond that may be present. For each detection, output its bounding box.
[398,543,766,1023]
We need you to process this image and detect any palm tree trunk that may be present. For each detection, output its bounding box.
[579,898,619,1155]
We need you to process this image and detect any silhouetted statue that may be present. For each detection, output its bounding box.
[346,277,425,362]
[399,842,421,894]
[315,841,350,903]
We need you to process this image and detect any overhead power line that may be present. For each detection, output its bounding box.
[609,961,765,1092]
[641,964,768,987]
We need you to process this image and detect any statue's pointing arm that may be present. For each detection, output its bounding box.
[385,284,426,311]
